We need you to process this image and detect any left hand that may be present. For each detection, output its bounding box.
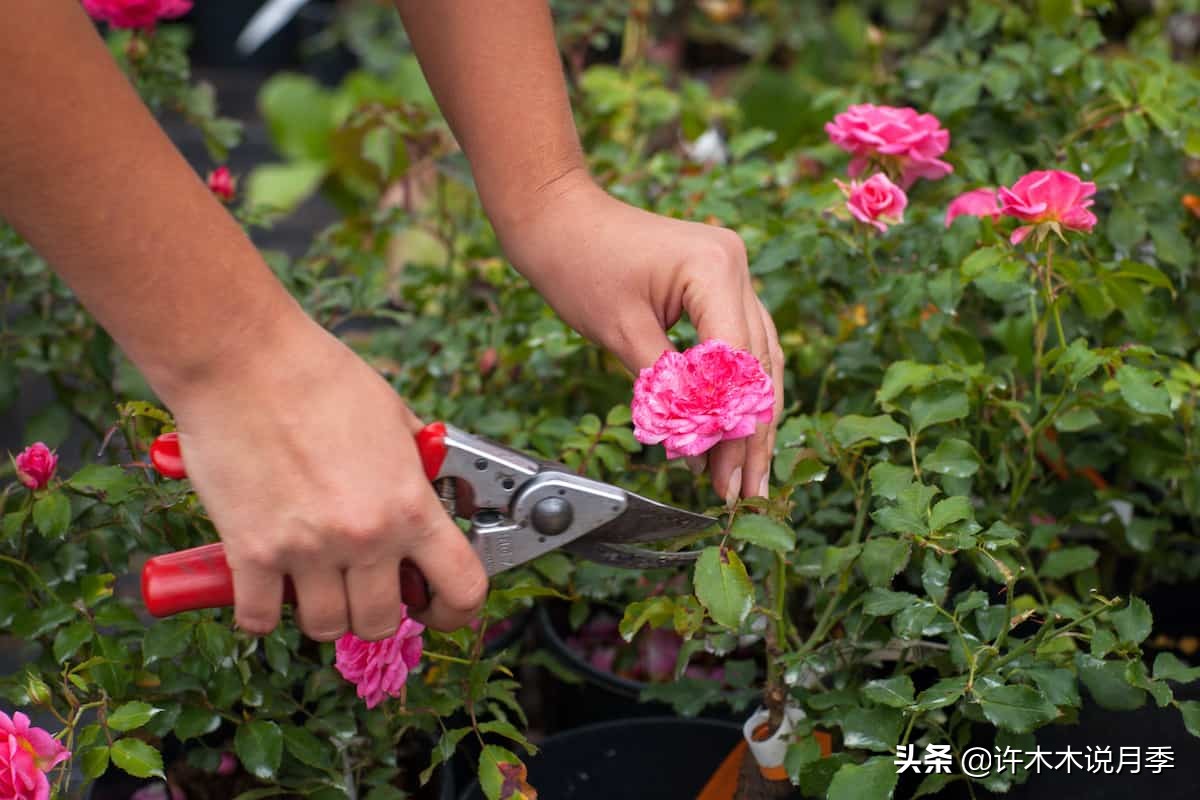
[495,170,784,502]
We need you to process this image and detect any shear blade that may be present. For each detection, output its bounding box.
[564,540,701,570]
[587,491,716,545]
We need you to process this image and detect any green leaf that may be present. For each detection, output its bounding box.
[909,386,970,433]
[32,492,71,538]
[833,414,908,447]
[1077,654,1146,711]
[68,464,135,502]
[1116,365,1171,417]
[143,620,193,663]
[235,720,283,780]
[197,621,237,668]
[913,676,968,711]
[728,128,777,159]
[862,589,920,617]
[978,685,1059,733]
[877,361,937,405]
[921,439,981,478]
[605,405,632,427]
[1154,653,1200,684]
[868,463,914,501]
[827,756,899,800]
[421,727,472,785]
[693,547,754,629]
[259,74,335,161]
[729,514,794,553]
[246,161,327,212]
[111,738,165,779]
[478,745,521,800]
[80,745,110,779]
[929,496,972,531]
[1180,701,1200,738]
[961,246,1005,279]
[282,724,331,770]
[478,720,537,755]
[859,537,911,587]
[1055,407,1101,433]
[932,73,984,116]
[618,596,675,642]
[52,620,93,662]
[107,702,158,733]
[1111,596,1152,645]
[1040,546,1099,579]
[175,707,221,741]
[862,675,915,708]
[1054,339,1106,386]
[784,737,823,783]
[841,707,902,751]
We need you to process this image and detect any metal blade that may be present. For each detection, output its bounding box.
[563,540,701,570]
[585,491,716,545]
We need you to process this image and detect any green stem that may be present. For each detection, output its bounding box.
[988,597,1117,674]
[1044,241,1065,349]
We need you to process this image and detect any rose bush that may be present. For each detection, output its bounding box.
[3,2,1200,800]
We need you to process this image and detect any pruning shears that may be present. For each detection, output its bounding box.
[140,422,716,617]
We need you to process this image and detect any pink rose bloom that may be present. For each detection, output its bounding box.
[207,167,236,202]
[825,104,952,188]
[14,443,57,490]
[998,170,1097,245]
[82,0,192,31]
[334,612,424,709]
[587,646,617,674]
[637,628,682,682]
[836,173,908,232]
[0,711,70,800]
[944,188,1001,227]
[216,751,238,777]
[632,340,774,459]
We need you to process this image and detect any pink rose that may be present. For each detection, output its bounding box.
[81,0,192,31]
[632,340,774,460]
[637,628,682,682]
[14,443,57,490]
[825,104,952,188]
[207,167,236,202]
[835,173,908,232]
[0,711,70,800]
[998,170,1097,245]
[216,751,238,777]
[944,188,1001,227]
[333,611,424,709]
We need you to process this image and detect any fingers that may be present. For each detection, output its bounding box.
[230,566,284,636]
[406,509,489,632]
[758,298,786,491]
[345,560,405,641]
[739,287,774,499]
[290,566,350,642]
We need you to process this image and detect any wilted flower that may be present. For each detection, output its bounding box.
[81,0,192,31]
[999,170,1097,245]
[334,611,424,709]
[825,104,952,188]
[835,173,908,232]
[632,340,774,459]
[0,711,70,800]
[945,188,1001,227]
[14,443,57,490]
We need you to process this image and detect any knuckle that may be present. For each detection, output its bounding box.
[236,543,282,572]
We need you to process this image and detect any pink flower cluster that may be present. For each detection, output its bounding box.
[82,0,192,31]
[13,443,57,490]
[945,170,1097,245]
[334,611,424,709]
[1,711,69,800]
[632,340,774,460]
[825,104,952,232]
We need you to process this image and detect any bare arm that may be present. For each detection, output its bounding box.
[0,0,487,638]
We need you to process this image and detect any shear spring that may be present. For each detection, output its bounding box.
[435,477,457,517]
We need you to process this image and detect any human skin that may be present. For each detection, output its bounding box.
[0,0,782,641]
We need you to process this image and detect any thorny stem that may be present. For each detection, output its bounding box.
[986,596,1119,674]
[764,548,789,730]
[1043,241,1066,349]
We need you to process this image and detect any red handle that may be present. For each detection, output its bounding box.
[141,423,449,618]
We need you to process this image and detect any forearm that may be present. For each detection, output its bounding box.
[0,0,306,406]
[393,0,589,233]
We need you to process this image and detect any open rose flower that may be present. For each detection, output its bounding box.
[82,0,192,31]
[13,443,57,490]
[334,611,424,709]
[1,711,70,800]
[999,170,1097,245]
[945,188,1001,227]
[207,166,236,202]
[632,340,774,459]
[825,104,952,188]
[835,173,908,232]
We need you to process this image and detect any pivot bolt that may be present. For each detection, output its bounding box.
[531,496,574,536]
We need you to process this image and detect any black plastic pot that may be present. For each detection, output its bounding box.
[457,717,742,800]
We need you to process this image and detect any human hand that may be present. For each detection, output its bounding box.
[496,172,784,502]
[162,315,488,640]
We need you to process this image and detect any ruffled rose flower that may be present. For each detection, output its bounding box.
[207,167,236,202]
[825,104,952,188]
[632,340,774,460]
[944,188,1001,227]
[334,611,424,709]
[82,0,192,31]
[14,443,57,490]
[998,170,1097,245]
[0,711,70,800]
[835,173,908,232]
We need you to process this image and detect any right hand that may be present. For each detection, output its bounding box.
[161,314,488,640]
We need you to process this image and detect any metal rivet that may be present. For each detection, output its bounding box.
[531,497,574,536]
[474,458,488,471]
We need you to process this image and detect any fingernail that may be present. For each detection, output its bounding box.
[758,474,770,499]
[725,467,742,506]
[686,455,707,475]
